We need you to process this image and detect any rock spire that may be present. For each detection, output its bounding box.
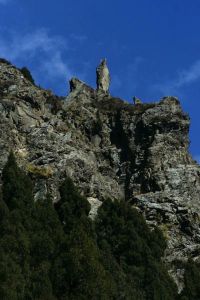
[96,59,110,93]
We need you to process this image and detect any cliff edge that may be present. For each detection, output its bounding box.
[0,59,200,290]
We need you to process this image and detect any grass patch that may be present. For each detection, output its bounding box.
[27,163,53,178]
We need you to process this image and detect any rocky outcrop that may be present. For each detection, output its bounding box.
[96,59,110,93]
[0,59,199,291]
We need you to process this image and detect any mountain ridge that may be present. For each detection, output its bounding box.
[0,59,200,291]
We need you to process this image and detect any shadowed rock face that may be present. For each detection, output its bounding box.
[0,59,200,291]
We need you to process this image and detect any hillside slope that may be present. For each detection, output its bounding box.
[0,59,199,290]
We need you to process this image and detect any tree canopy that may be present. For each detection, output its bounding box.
[0,153,199,299]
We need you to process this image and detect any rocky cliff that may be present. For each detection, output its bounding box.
[0,59,199,291]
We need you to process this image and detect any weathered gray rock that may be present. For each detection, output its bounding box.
[87,197,102,220]
[96,59,110,93]
[0,59,200,291]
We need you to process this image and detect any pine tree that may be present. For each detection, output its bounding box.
[95,199,177,300]
[0,152,32,299]
[53,178,116,299]
[2,152,33,212]
[179,260,200,300]
[28,195,64,300]
[55,177,91,234]
[0,154,180,299]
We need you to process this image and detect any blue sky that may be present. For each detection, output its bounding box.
[0,0,200,161]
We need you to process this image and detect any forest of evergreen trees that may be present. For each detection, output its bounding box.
[0,152,199,299]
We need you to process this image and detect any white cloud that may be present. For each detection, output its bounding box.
[42,52,73,79]
[0,29,75,85]
[154,60,200,95]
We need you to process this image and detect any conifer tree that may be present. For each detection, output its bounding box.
[53,178,116,299]
[0,154,181,300]
[179,260,200,300]
[55,177,91,234]
[0,152,32,299]
[28,195,64,300]
[95,199,177,300]
[2,151,33,212]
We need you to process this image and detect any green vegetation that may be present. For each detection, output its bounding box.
[0,152,199,299]
[0,58,12,65]
[27,163,53,178]
[95,199,177,299]
[20,67,35,85]
[96,97,156,116]
[178,260,200,300]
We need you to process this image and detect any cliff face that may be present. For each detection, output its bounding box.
[0,60,200,290]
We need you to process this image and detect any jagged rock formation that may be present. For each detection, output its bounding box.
[96,59,110,93]
[0,59,200,291]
